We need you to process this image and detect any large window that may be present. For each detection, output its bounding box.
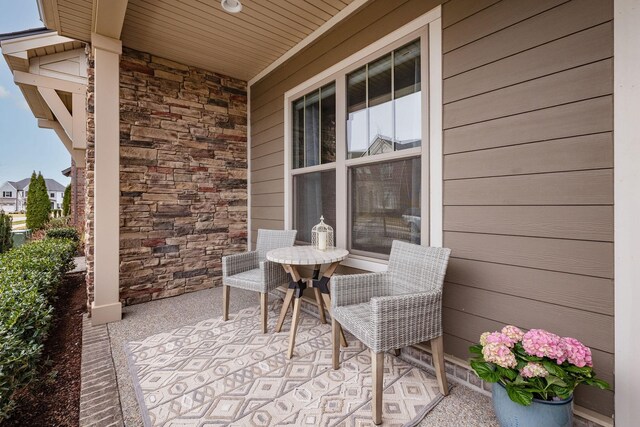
[285,16,440,265]
[2,191,12,198]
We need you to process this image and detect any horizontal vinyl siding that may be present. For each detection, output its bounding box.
[441,0,613,415]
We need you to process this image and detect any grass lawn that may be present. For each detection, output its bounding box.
[9,214,27,231]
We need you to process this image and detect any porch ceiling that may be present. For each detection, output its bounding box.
[39,0,358,81]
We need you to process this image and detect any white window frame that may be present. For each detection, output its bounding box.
[284,7,443,271]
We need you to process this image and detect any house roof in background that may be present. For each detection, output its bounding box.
[61,167,71,177]
[10,177,66,192]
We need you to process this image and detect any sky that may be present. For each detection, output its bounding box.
[0,0,71,186]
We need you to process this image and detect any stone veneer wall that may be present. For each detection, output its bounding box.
[70,159,85,232]
[85,47,248,308]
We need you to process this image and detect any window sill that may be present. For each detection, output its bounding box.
[341,254,388,272]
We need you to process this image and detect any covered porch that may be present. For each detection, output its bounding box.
[2,0,640,425]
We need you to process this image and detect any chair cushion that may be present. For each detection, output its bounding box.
[333,302,373,349]
[223,268,266,293]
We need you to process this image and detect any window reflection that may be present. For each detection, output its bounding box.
[350,157,421,256]
[304,91,320,167]
[394,39,421,148]
[292,82,336,169]
[321,84,336,163]
[347,66,367,158]
[292,98,304,169]
[346,39,421,159]
[293,171,336,243]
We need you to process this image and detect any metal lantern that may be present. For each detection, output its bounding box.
[311,216,333,251]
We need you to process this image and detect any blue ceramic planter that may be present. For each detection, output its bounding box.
[492,382,573,427]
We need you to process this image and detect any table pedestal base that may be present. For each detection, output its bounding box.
[274,262,348,359]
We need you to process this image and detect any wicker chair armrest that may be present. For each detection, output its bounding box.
[331,272,390,308]
[370,290,443,352]
[260,260,289,287]
[222,251,259,277]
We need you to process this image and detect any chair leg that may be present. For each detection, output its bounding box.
[222,285,229,321]
[260,292,268,334]
[372,350,384,425]
[393,349,401,357]
[332,318,341,370]
[431,335,449,396]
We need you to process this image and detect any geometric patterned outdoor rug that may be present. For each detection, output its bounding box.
[125,300,445,426]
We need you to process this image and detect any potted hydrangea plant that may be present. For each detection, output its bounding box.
[469,326,609,427]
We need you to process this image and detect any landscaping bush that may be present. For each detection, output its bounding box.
[0,238,77,420]
[46,227,79,243]
[25,172,51,231]
[47,216,70,229]
[0,212,11,254]
[62,185,71,217]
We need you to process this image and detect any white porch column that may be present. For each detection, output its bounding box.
[90,33,122,325]
[614,0,640,424]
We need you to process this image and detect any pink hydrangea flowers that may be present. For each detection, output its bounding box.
[558,337,593,367]
[478,325,592,368]
[501,325,524,343]
[520,362,549,378]
[480,331,514,348]
[521,329,565,360]
[482,342,518,368]
[471,325,608,404]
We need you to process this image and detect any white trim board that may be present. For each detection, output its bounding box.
[282,6,443,271]
[0,32,73,55]
[247,84,252,250]
[248,0,371,86]
[614,0,640,425]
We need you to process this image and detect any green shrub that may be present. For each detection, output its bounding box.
[0,238,76,420]
[46,227,79,243]
[0,212,11,254]
[62,185,71,217]
[47,217,69,229]
[25,172,51,231]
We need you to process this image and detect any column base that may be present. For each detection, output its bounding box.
[91,301,122,325]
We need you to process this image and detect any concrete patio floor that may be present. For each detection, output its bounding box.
[107,286,499,426]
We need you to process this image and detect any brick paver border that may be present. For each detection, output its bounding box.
[79,314,124,427]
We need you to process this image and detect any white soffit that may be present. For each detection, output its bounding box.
[40,0,366,81]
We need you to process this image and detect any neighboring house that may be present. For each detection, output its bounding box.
[0,177,66,212]
[1,1,639,424]
[0,181,18,212]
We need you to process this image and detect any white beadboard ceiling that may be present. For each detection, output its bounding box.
[48,0,356,81]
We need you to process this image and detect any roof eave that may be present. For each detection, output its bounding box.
[36,0,60,33]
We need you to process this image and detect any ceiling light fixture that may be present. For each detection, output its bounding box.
[221,0,242,13]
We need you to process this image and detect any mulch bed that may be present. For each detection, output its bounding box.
[3,272,86,427]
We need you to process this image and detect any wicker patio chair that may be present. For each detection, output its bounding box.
[221,229,297,333]
[331,240,451,425]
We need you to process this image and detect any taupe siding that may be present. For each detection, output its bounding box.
[250,0,614,416]
[442,0,613,415]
